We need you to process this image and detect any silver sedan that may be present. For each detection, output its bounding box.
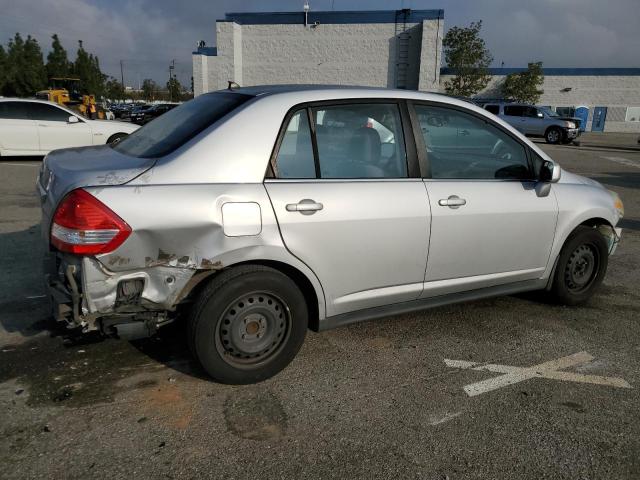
[38,85,624,384]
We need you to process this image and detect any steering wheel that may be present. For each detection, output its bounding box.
[490,139,513,160]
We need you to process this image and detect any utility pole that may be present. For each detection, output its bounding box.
[120,60,124,88]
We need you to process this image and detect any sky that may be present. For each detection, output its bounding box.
[0,0,638,88]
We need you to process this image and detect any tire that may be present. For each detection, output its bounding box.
[187,265,308,384]
[549,226,608,305]
[545,127,563,144]
[107,133,128,144]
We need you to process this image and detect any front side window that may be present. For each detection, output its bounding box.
[27,103,71,122]
[0,102,29,120]
[415,104,531,180]
[312,103,407,178]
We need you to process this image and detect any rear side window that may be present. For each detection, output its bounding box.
[484,105,499,115]
[27,103,71,122]
[274,110,316,179]
[0,102,29,119]
[113,92,252,158]
[504,105,525,117]
[313,104,407,178]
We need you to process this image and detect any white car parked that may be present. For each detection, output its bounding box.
[0,98,138,156]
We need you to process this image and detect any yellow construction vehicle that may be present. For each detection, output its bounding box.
[36,77,104,119]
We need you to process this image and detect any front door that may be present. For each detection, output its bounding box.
[27,103,93,152]
[412,103,557,297]
[265,103,430,317]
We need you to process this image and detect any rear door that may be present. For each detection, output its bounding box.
[411,102,557,297]
[27,103,93,152]
[0,102,39,154]
[265,101,431,317]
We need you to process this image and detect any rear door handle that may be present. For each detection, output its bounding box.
[438,195,466,209]
[286,199,324,215]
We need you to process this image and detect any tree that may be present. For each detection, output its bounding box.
[142,78,157,101]
[2,33,47,96]
[442,21,493,98]
[46,34,71,79]
[166,77,182,102]
[501,62,545,104]
[0,45,6,94]
[104,76,126,101]
[72,40,106,97]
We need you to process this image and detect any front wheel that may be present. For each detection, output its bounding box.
[549,226,608,305]
[188,265,308,384]
[545,127,563,144]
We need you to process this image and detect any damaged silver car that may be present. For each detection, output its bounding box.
[38,85,624,384]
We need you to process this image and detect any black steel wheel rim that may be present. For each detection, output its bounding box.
[215,291,291,368]
[564,243,599,293]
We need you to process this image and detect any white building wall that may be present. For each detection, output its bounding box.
[440,74,640,133]
[194,17,443,94]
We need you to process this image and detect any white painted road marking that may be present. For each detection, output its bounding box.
[602,156,640,169]
[444,352,632,397]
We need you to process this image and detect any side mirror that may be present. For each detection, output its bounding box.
[68,115,79,124]
[539,160,561,183]
[537,112,544,118]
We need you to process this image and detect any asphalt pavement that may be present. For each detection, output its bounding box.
[1,135,639,479]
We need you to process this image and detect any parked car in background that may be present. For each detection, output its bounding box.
[39,86,623,384]
[130,103,178,125]
[0,98,138,156]
[480,102,582,144]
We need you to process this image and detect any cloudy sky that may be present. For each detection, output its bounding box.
[0,0,638,88]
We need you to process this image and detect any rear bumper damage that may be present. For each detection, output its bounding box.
[45,252,198,338]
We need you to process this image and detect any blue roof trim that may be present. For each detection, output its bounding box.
[193,46,217,56]
[223,9,444,25]
[440,67,640,76]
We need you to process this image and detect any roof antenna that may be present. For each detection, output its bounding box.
[227,81,240,90]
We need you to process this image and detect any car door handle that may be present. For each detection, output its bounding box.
[286,199,324,215]
[438,195,466,209]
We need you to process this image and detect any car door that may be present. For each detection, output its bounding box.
[0,102,39,154]
[265,102,430,317]
[522,106,544,135]
[502,105,527,133]
[27,103,93,152]
[411,103,558,297]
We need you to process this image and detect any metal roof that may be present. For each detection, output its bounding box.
[441,67,640,76]
[222,9,443,25]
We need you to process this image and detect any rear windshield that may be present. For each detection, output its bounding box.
[113,92,252,158]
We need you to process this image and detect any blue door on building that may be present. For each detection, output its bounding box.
[575,106,589,132]
[591,107,607,132]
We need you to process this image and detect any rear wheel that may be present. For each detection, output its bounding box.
[187,265,308,384]
[545,127,563,144]
[549,226,608,305]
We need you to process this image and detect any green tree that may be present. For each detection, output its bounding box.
[0,45,7,94]
[46,34,71,79]
[501,62,545,104]
[442,21,493,97]
[166,77,182,102]
[104,76,126,100]
[142,78,157,101]
[3,33,47,96]
[72,40,105,97]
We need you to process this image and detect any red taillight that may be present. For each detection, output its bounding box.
[51,189,131,255]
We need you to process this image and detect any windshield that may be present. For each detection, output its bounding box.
[539,107,559,117]
[113,92,252,158]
